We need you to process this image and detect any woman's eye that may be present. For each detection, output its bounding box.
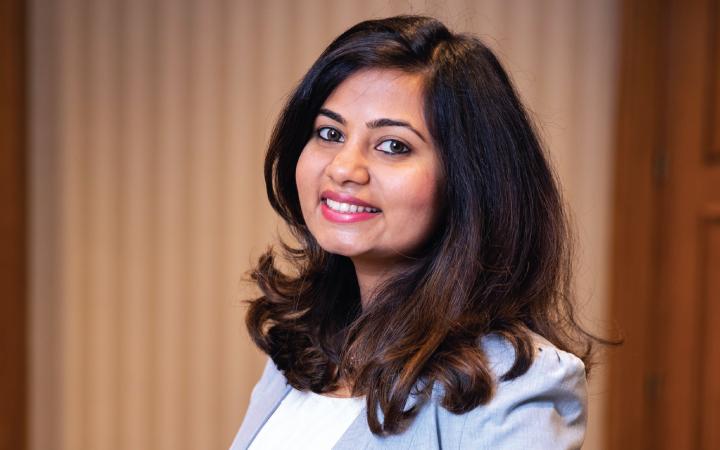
[317,127,344,142]
[376,139,410,155]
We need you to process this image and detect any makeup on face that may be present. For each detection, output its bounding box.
[295,68,442,266]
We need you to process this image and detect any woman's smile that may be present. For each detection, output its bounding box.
[320,190,382,223]
[295,68,443,265]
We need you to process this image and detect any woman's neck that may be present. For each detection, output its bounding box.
[351,257,406,307]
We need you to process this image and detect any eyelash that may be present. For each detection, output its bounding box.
[315,126,411,155]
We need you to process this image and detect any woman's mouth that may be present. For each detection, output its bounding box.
[323,198,381,214]
[319,191,382,223]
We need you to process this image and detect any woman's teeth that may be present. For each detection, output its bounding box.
[324,198,380,214]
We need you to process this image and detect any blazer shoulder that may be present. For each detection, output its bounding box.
[444,332,587,449]
[480,330,586,379]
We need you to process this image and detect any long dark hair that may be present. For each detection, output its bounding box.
[247,15,605,435]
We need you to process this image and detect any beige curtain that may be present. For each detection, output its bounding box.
[29,1,618,449]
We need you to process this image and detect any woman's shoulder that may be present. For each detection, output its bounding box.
[244,333,587,449]
[431,331,587,449]
[254,330,587,406]
[254,330,587,411]
[480,330,586,381]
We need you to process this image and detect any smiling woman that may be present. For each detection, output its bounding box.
[232,15,606,450]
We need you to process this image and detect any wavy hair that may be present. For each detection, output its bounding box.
[246,15,607,435]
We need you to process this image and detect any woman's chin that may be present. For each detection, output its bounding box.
[319,243,368,259]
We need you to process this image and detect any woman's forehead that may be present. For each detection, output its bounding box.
[320,69,427,126]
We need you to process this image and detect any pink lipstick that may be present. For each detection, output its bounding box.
[320,190,381,223]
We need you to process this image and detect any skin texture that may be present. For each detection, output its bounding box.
[295,69,443,307]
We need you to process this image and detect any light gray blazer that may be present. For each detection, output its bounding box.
[230,332,587,449]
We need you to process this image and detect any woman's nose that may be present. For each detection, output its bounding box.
[325,143,370,185]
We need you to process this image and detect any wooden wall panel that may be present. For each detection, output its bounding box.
[700,211,720,450]
[613,0,720,447]
[0,0,27,449]
[700,3,720,448]
[606,1,664,446]
[711,0,720,161]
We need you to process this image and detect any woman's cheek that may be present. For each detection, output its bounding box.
[407,167,441,208]
[295,149,316,218]
[403,167,442,233]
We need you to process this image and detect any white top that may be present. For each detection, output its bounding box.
[241,388,365,450]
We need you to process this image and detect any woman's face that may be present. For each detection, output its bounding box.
[295,68,443,268]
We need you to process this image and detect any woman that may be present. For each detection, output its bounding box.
[231,15,603,449]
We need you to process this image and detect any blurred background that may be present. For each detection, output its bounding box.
[2,0,718,449]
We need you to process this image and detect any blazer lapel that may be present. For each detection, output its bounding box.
[333,408,371,449]
[332,409,426,450]
[332,389,439,449]
[231,370,292,449]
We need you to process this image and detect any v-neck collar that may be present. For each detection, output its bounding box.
[241,385,373,449]
[237,380,292,447]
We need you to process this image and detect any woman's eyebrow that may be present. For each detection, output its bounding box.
[318,108,427,143]
[366,118,426,143]
[318,108,345,124]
